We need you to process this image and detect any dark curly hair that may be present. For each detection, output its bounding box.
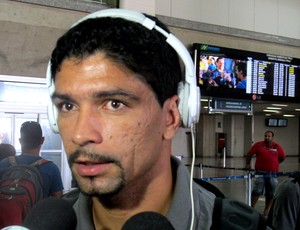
[50,14,182,106]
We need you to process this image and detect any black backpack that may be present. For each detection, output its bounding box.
[0,156,50,228]
[193,178,267,230]
[267,171,300,230]
[290,172,300,229]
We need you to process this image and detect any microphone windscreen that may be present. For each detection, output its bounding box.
[1,226,29,230]
[23,197,77,230]
[121,211,175,230]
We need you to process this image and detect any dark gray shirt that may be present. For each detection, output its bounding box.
[72,156,215,230]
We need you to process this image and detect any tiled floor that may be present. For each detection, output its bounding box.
[182,156,300,214]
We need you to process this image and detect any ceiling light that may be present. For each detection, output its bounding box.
[272,104,288,107]
[295,109,300,111]
[283,114,295,117]
[266,107,282,110]
[263,110,279,113]
[201,99,209,102]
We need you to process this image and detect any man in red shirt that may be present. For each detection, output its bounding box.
[245,131,286,217]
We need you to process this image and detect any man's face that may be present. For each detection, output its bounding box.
[236,66,242,79]
[52,53,179,196]
[264,132,273,144]
[216,58,224,71]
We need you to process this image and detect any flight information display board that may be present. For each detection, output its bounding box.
[249,58,298,97]
[193,43,300,102]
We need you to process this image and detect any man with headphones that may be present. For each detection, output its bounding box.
[47,8,214,229]
[47,9,266,230]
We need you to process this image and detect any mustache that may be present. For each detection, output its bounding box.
[68,149,121,167]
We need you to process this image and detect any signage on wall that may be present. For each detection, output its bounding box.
[209,98,252,114]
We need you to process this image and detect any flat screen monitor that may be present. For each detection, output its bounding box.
[265,118,288,127]
[277,118,288,127]
[193,43,300,102]
[265,118,278,127]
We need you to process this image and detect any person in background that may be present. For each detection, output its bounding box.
[267,171,300,230]
[212,56,225,80]
[48,9,216,230]
[202,56,225,87]
[212,57,235,88]
[235,62,247,89]
[220,71,235,88]
[245,131,286,217]
[0,121,64,198]
[0,143,16,161]
[207,57,217,72]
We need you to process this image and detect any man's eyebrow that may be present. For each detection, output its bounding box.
[51,89,140,102]
[96,89,139,99]
[51,93,73,103]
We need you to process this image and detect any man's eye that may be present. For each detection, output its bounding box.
[58,102,74,112]
[106,100,124,111]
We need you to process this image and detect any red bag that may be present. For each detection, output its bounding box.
[0,156,49,228]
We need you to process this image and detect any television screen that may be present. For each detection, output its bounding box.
[277,118,288,127]
[193,43,300,102]
[265,118,288,127]
[265,118,278,127]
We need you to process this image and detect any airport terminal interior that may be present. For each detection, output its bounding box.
[0,0,300,218]
[183,156,300,214]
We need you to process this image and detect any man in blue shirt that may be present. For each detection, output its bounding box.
[235,62,247,89]
[0,121,64,198]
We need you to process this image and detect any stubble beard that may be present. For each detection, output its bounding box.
[68,149,126,197]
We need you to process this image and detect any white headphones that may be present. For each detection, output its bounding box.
[46,9,201,133]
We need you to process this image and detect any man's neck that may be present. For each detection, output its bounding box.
[21,148,40,155]
[91,157,174,229]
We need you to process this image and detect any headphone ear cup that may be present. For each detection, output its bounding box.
[188,82,201,127]
[46,64,59,133]
[177,81,190,127]
[47,96,59,134]
[178,81,201,128]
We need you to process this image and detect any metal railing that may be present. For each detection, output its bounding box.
[188,162,295,205]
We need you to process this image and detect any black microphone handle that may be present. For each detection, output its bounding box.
[23,197,77,230]
[122,211,175,230]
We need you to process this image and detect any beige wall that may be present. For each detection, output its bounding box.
[1,0,299,78]
[0,0,86,77]
[170,27,300,59]
[156,0,300,40]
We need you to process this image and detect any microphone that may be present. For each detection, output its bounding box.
[23,198,77,230]
[1,227,29,230]
[122,211,175,230]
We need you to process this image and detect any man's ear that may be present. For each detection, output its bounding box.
[40,137,45,145]
[163,95,181,140]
